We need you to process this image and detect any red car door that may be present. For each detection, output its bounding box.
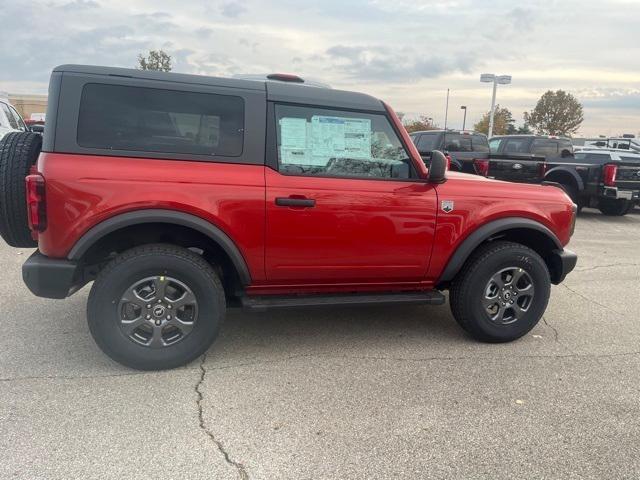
[264,103,437,285]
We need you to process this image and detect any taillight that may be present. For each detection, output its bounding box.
[445,154,452,171]
[474,159,490,176]
[538,162,547,178]
[25,174,47,233]
[603,164,617,186]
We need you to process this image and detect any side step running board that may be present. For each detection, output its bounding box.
[241,291,445,311]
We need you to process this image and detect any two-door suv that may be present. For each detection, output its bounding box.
[0,65,577,370]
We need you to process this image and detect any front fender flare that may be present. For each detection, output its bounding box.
[437,217,562,284]
[67,209,252,285]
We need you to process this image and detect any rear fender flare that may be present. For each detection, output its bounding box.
[437,217,562,284]
[67,209,251,285]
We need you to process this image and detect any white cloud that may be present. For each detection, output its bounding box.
[0,0,638,136]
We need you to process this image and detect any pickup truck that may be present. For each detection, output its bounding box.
[0,65,577,370]
[551,149,640,215]
[411,130,546,184]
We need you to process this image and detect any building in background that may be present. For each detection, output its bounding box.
[9,94,47,121]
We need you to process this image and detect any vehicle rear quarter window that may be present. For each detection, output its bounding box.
[442,133,472,152]
[471,135,489,152]
[416,133,438,152]
[274,104,412,180]
[77,83,244,157]
[531,139,559,156]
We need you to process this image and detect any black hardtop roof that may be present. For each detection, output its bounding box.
[52,64,385,112]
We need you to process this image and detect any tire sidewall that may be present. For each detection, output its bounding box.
[462,246,550,341]
[88,250,224,370]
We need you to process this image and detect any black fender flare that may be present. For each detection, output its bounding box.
[437,217,562,283]
[545,166,584,191]
[67,209,252,285]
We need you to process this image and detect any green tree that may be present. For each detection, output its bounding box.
[403,115,437,133]
[473,105,515,136]
[137,50,172,72]
[524,90,583,136]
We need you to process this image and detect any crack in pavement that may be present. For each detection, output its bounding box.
[542,316,559,343]
[195,353,249,480]
[561,283,626,317]
[575,262,640,273]
[4,349,640,383]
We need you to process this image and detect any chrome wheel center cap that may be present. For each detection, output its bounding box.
[152,305,166,318]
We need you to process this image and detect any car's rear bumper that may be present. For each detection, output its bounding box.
[549,248,578,284]
[602,187,640,201]
[22,251,80,299]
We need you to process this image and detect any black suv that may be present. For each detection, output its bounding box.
[409,130,489,173]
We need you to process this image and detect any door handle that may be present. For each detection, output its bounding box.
[275,197,316,208]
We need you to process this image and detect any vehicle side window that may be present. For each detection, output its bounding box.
[442,133,472,152]
[9,106,27,131]
[275,104,412,180]
[488,138,502,153]
[558,140,573,157]
[531,139,559,156]
[1,103,19,129]
[472,135,490,153]
[77,83,244,157]
[503,138,528,153]
[621,156,640,162]
[416,133,438,152]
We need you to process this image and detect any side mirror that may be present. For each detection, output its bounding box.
[29,124,45,134]
[428,150,447,183]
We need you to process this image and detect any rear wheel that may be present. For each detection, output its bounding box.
[598,198,631,216]
[449,241,551,342]
[0,132,42,247]
[87,244,225,370]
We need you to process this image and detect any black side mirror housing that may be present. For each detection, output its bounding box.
[428,150,447,183]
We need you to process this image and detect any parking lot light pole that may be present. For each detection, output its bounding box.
[460,106,467,131]
[480,74,512,138]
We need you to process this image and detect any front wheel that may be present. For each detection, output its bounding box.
[449,241,551,343]
[87,244,225,370]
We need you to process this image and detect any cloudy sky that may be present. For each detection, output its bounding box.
[1,0,638,136]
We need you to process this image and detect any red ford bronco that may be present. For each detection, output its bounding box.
[0,65,577,370]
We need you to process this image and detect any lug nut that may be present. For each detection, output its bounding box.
[146,314,151,319]
[157,299,162,304]
[155,320,161,326]
[167,314,172,320]
[146,304,151,309]
[167,305,172,309]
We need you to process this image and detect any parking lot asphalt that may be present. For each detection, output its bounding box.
[1,208,639,480]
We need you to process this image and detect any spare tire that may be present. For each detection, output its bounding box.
[0,132,42,248]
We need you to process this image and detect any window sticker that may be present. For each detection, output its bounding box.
[310,116,372,161]
[280,117,308,164]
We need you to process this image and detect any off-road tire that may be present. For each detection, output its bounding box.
[0,132,42,247]
[598,198,631,216]
[450,241,551,343]
[87,244,225,370]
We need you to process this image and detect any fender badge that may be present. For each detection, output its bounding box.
[441,200,454,213]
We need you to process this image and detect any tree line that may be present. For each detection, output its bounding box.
[404,90,584,137]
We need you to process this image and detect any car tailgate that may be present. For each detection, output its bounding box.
[614,161,640,191]
[488,154,545,183]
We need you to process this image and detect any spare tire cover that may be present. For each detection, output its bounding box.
[0,132,42,248]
